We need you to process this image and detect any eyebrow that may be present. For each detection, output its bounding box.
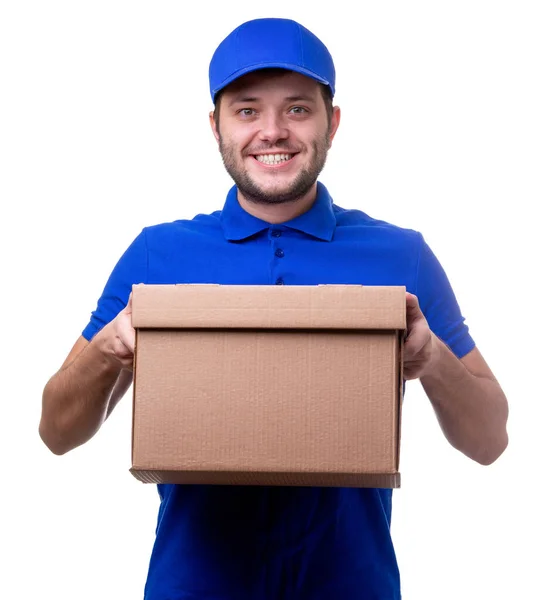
[228,94,317,106]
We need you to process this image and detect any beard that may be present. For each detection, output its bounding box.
[218,134,330,205]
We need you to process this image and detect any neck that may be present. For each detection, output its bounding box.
[236,183,318,224]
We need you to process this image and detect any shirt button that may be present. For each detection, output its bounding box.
[275,278,284,285]
[272,230,282,238]
[275,248,284,258]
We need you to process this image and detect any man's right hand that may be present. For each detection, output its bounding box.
[39,294,135,455]
[93,294,135,370]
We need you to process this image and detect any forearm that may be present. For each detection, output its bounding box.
[420,335,508,465]
[40,337,123,455]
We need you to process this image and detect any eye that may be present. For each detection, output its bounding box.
[289,106,308,115]
[238,108,256,117]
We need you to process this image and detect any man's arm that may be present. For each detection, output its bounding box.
[39,297,135,455]
[404,293,509,466]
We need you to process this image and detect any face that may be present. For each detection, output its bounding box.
[210,70,340,205]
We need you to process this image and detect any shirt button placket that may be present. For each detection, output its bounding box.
[271,229,285,285]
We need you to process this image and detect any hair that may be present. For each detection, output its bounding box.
[212,68,334,132]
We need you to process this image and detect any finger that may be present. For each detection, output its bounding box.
[123,327,136,354]
[404,325,426,355]
[116,316,135,355]
[405,292,422,316]
[124,291,133,314]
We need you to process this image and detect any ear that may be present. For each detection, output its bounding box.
[328,106,341,147]
[209,111,220,142]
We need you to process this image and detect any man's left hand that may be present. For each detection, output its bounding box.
[403,292,440,380]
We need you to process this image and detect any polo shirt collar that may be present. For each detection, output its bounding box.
[220,181,336,242]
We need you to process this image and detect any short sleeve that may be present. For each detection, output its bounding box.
[415,233,475,358]
[81,229,149,341]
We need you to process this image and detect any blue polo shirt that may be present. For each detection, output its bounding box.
[82,181,475,600]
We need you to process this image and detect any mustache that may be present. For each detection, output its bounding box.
[245,143,301,155]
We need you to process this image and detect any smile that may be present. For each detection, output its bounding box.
[253,153,295,165]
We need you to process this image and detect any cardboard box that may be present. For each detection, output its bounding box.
[130,284,406,488]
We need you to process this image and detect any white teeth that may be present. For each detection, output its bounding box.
[255,153,292,165]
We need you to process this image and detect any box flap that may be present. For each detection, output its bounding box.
[131,284,406,330]
[129,468,401,488]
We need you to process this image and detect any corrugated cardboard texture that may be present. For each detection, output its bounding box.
[130,285,406,488]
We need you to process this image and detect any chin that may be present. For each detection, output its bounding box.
[256,186,298,202]
[251,175,297,193]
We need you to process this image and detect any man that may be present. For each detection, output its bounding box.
[39,17,509,600]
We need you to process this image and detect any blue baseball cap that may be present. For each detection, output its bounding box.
[208,18,336,103]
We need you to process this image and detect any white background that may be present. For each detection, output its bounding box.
[1,1,532,598]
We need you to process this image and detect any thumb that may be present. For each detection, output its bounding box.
[124,291,133,315]
[405,292,422,317]
[405,292,424,340]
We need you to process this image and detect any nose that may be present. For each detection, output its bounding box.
[258,110,289,144]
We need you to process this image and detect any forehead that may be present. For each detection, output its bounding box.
[220,70,322,103]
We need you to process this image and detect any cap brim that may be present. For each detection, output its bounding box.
[211,62,330,101]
